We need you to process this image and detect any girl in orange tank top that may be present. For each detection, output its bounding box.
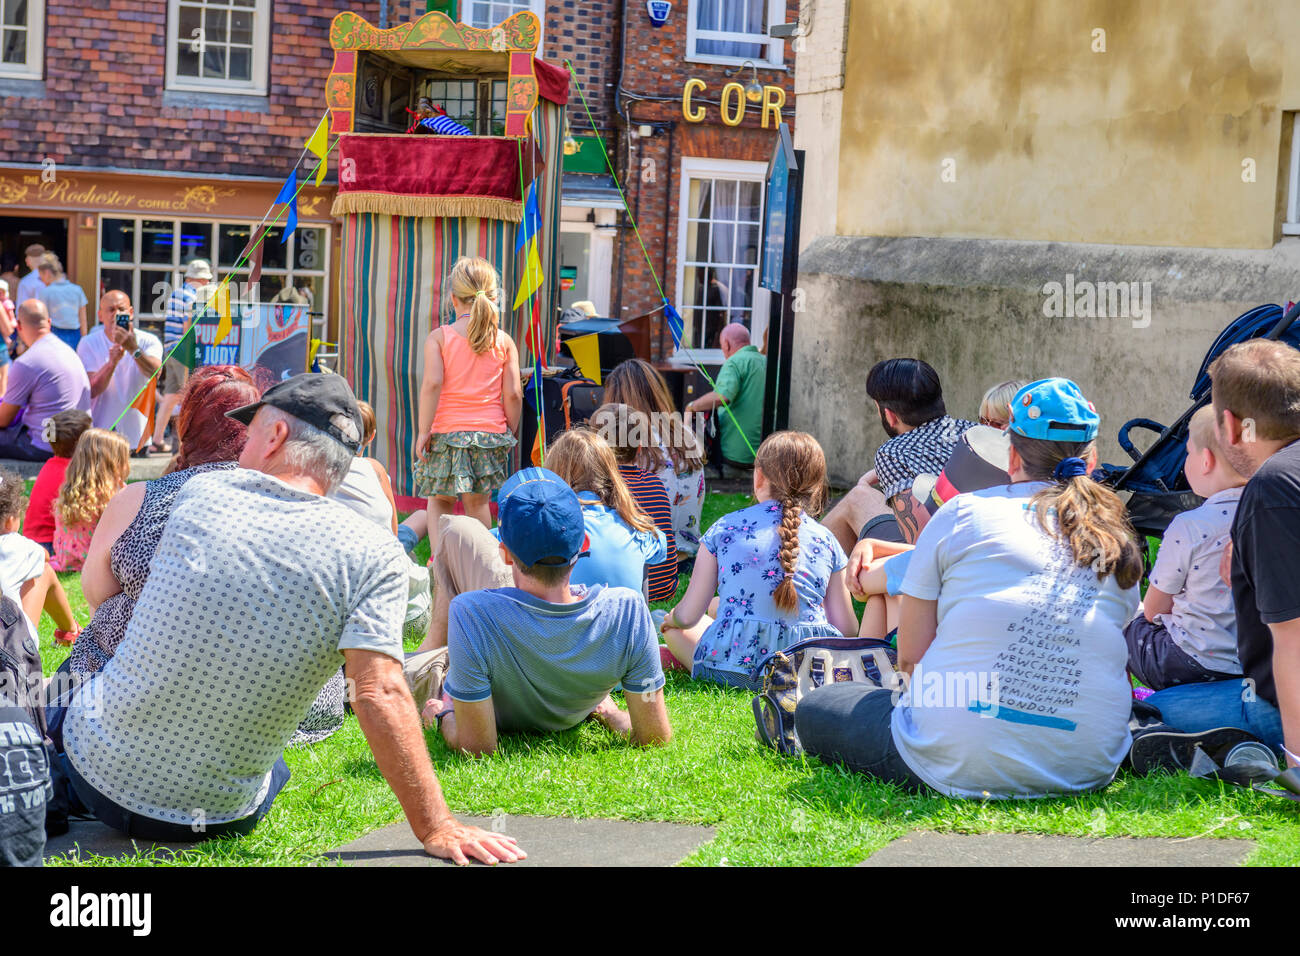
[416,257,523,556]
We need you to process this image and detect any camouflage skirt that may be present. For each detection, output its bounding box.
[414,430,517,498]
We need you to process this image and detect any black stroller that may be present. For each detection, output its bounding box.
[1094,300,1300,538]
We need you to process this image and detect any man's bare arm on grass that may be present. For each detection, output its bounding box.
[344,649,523,864]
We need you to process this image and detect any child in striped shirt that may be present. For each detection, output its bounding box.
[591,404,679,601]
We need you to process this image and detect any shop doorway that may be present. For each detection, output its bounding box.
[0,215,69,285]
[559,229,591,314]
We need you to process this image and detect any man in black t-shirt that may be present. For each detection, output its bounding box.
[1214,341,1300,761]
[1140,340,1300,759]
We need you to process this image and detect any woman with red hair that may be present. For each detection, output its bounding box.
[58,366,349,748]
[60,367,257,672]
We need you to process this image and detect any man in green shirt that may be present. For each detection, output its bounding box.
[685,323,766,468]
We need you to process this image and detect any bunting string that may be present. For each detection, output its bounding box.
[111,116,340,431]
[564,60,756,459]
[515,132,546,464]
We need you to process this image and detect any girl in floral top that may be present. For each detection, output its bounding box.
[51,428,130,573]
[660,431,858,690]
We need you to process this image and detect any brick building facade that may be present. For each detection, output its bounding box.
[0,0,369,342]
[603,0,797,361]
[0,0,797,365]
[549,0,798,362]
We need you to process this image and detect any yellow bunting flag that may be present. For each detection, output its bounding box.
[214,284,233,346]
[566,332,603,385]
[305,114,330,187]
[512,238,543,311]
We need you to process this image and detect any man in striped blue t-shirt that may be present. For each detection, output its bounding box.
[151,258,212,452]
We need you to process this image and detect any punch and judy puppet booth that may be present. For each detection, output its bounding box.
[328,10,568,495]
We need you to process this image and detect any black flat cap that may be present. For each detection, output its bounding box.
[226,372,363,452]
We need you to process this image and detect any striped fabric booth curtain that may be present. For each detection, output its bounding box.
[339,101,563,498]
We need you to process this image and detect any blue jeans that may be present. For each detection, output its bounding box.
[1145,678,1284,749]
[60,751,291,842]
[397,523,419,554]
[794,683,929,790]
[51,327,81,350]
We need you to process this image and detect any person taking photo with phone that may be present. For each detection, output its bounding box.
[78,290,163,454]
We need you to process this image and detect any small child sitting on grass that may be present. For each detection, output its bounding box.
[22,410,91,556]
[51,428,130,573]
[412,467,673,756]
[0,467,81,643]
[1125,405,1247,690]
[849,424,1014,640]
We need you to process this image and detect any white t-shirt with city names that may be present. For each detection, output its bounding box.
[894,483,1137,799]
[61,468,409,825]
[77,325,164,450]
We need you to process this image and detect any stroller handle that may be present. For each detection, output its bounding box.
[1117,418,1169,464]
[1266,299,1300,342]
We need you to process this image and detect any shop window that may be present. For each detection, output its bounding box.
[687,0,784,68]
[0,0,45,81]
[676,158,769,353]
[166,0,269,95]
[98,218,328,322]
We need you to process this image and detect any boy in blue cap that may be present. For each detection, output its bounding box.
[424,468,672,756]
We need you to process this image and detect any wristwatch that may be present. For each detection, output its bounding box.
[132,347,143,360]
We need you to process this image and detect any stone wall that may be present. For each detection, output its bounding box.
[792,234,1300,485]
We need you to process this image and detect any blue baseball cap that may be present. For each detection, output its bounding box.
[497,468,588,567]
[1009,378,1100,442]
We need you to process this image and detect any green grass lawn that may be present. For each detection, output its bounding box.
[35,491,1300,866]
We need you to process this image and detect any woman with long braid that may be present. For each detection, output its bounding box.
[660,431,858,690]
[797,379,1143,798]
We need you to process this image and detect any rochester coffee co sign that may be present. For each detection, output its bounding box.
[0,171,240,213]
[0,169,329,218]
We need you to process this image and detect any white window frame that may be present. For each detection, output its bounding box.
[672,157,769,364]
[96,217,329,323]
[0,0,45,81]
[1285,112,1300,236]
[686,0,784,69]
[462,0,545,52]
[165,0,270,96]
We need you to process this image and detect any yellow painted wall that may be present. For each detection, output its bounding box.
[836,0,1300,248]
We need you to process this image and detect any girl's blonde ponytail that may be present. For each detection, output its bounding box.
[448,256,501,355]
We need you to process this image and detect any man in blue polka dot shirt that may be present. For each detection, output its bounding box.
[56,374,524,866]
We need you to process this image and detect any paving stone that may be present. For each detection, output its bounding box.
[43,820,191,863]
[327,815,716,867]
[857,831,1255,867]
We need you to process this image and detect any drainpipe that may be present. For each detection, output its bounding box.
[612,0,631,324]
[660,121,676,359]
[379,0,389,29]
